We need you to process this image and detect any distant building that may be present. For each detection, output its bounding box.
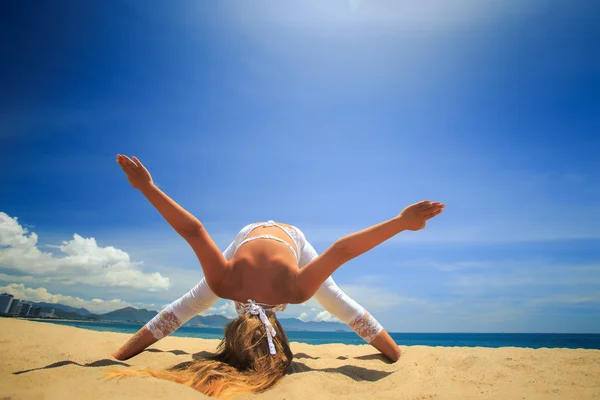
[31,306,41,318]
[19,302,32,317]
[0,293,13,314]
[8,299,22,315]
[41,308,56,318]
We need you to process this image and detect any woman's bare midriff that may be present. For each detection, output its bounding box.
[217,222,301,306]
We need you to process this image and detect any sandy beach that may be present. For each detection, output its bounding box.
[1,318,599,400]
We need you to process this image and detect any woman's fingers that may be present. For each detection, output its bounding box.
[116,154,152,188]
[118,156,132,172]
[120,155,141,175]
[420,203,438,212]
[417,200,432,209]
[116,155,138,181]
[424,208,443,219]
[116,155,129,172]
[121,155,137,168]
[132,156,149,175]
[419,202,442,216]
[132,156,143,167]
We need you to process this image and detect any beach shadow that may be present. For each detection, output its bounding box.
[13,359,130,375]
[156,352,392,382]
[354,353,395,364]
[169,351,220,370]
[169,361,196,371]
[294,352,319,360]
[288,361,393,382]
[312,353,393,363]
[192,351,217,360]
[144,348,190,356]
[154,351,216,365]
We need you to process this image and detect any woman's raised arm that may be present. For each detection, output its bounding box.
[294,201,444,301]
[116,154,229,291]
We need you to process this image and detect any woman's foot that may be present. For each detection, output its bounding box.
[398,200,445,231]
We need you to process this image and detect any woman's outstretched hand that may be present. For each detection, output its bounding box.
[398,200,445,231]
[116,154,154,191]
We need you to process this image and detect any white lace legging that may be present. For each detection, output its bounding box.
[146,228,383,343]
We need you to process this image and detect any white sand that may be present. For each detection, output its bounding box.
[1,319,599,399]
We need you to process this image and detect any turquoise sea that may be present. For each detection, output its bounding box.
[37,319,600,349]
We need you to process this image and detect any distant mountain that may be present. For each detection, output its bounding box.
[96,308,232,326]
[34,302,92,316]
[279,318,352,332]
[188,314,232,327]
[98,308,351,332]
[5,295,352,332]
[52,309,102,320]
[186,315,352,332]
[101,307,157,322]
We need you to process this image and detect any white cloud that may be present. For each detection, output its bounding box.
[276,276,428,324]
[528,295,600,306]
[0,283,151,314]
[314,310,337,322]
[205,301,238,319]
[0,212,170,291]
[298,312,308,321]
[450,261,600,294]
[339,282,425,312]
[0,273,57,285]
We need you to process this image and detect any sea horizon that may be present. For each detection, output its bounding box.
[32,319,600,350]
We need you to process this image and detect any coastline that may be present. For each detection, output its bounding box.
[31,317,600,349]
[2,318,600,399]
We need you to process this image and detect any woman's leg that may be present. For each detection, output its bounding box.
[112,325,157,361]
[113,278,219,360]
[295,230,400,361]
[313,277,401,361]
[112,236,240,361]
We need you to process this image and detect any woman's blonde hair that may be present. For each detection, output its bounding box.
[107,312,293,399]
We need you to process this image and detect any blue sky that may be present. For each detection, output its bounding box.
[1,0,598,333]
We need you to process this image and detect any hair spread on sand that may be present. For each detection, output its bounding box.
[106,312,293,399]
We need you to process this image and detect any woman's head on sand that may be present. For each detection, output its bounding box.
[107,312,293,399]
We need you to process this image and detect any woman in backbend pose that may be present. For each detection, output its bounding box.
[110,154,445,398]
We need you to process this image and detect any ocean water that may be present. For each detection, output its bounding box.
[36,319,600,349]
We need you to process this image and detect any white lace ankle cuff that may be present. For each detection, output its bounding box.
[146,308,183,340]
[349,312,383,343]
